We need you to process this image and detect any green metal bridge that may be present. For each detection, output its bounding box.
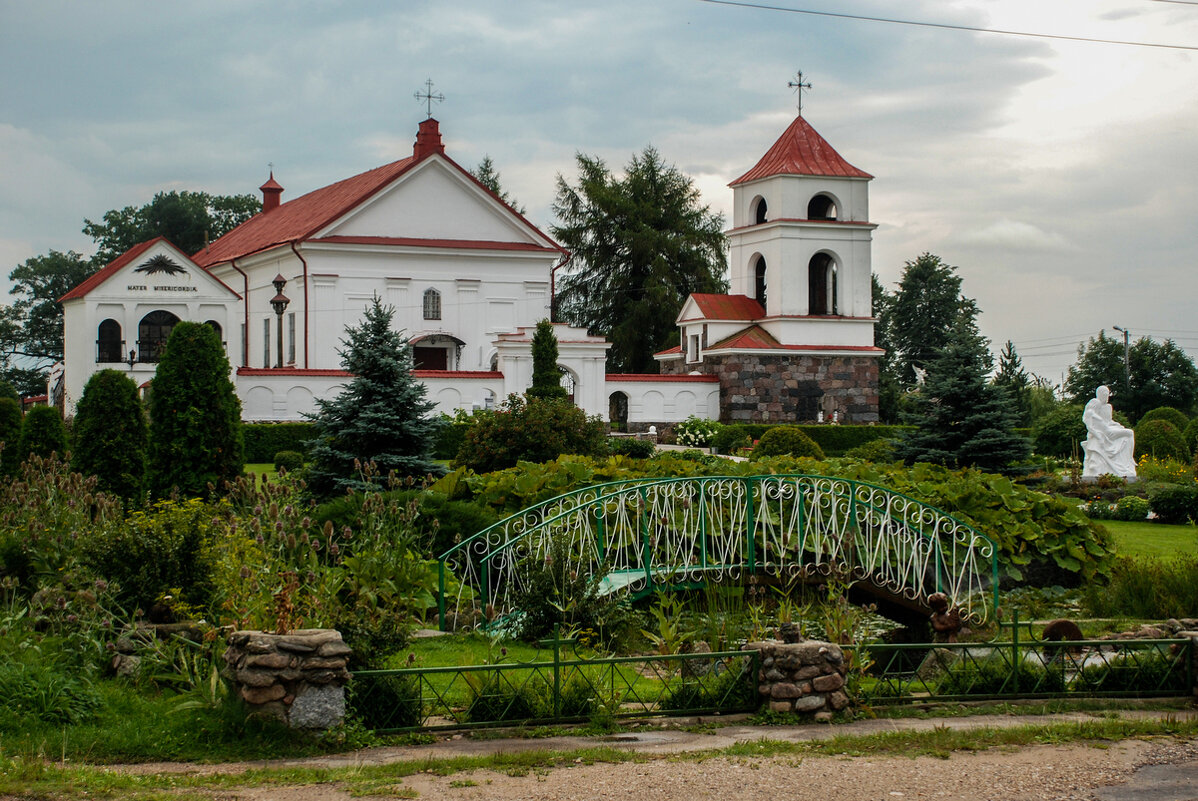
[437,475,1000,628]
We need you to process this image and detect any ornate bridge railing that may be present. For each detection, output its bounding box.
[437,475,1000,628]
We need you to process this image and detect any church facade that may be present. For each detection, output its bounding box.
[59,114,877,427]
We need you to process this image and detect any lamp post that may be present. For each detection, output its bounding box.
[125,349,137,370]
[271,274,290,368]
[1112,325,1130,392]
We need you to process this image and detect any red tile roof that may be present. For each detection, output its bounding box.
[193,157,419,267]
[732,116,872,186]
[684,294,764,321]
[60,238,161,301]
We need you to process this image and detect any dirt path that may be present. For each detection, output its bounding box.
[106,711,1198,801]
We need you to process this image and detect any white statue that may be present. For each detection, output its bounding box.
[1081,385,1136,478]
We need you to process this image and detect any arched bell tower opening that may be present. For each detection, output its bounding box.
[807,252,838,316]
[753,254,768,311]
[751,195,768,225]
[807,193,838,220]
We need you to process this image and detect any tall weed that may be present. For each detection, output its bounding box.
[1082,555,1198,618]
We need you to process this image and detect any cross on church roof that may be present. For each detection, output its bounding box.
[415,78,445,118]
[788,70,812,116]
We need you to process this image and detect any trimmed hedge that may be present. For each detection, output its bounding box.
[751,426,825,460]
[1133,419,1189,462]
[243,422,315,462]
[712,423,912,457]
[1138,406,1189,433]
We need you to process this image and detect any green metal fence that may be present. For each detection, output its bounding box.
[853,622,1193,703]
[351,636,761,732]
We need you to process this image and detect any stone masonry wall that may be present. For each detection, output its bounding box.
[222,629,351,729]
[662,353,878,424]
[743,639,850,717]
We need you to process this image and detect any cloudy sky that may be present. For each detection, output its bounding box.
[2,0,1196,383]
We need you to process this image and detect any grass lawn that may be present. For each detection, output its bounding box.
[243,462,278,480]
[1100,519,1198,559]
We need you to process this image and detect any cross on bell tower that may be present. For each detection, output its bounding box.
[414,78,445,118]
[788,70,812,116]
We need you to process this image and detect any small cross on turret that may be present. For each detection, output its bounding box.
[788,70,812,116]
[414,78,445,118]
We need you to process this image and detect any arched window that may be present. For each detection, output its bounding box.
[559,367,576,404]
[137,310,180,363]
[96,319,123,363]
[808,194,838,220]
[752,196,768,225]
[423,288,441,321]
[204,320,223,341]
[753,255,768,310]
[609,391,629,431]
[807,253,838,316]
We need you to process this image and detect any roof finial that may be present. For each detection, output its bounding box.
[788,70,812,117]
[414,78,445,119]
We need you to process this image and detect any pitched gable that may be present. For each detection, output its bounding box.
[61,238,239,302]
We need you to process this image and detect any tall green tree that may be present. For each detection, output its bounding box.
[896,312,1030,474]
[471,155,526,214]
[526,319,568,401]
[83,190,260,263]
[148,322,244,498]
[872,273,902,422]
[1065,332,1198,423]
[884,253,976,387]
[306,297,443,497]
[0,250,97,395]
[18,405,67,462]
[992,340,1032,427]
[72,369,148,502]
[552,147,728,373]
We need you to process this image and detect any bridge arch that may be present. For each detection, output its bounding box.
[438,475,999,628]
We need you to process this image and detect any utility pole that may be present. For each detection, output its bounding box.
[1112,325,1130,394]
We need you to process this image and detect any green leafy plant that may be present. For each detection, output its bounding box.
[1134,419,1189,462]
[641,593,695,655]
[272,450,304,473]
[71,369,148,503]
[19,405,67,463]
[608,437,655,459]
[1148,483,1198,525]
[751,426,825,460]
[674,416,720,448]
[454,394,606,474]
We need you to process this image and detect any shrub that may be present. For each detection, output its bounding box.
[937,655,1063,695]
[711,424,753,455]
[1148,483,1198,524]
[0,663,101,724]
[1073,651,1187,694]
[148,322,244,498]
[608,436,655,459]
[526,319,569,402]
[1184,419,1198,455]
[663,662,756,711]
[19,405,67,462]
[1083,555,1198,618]
[242,422,314,462]
[845,437,898,463]
[1136,455,1192,484]
[313,489,498,558]
[1031,404,1085,457]
[1113,495,1149,521]
[1139,406,1189,433]
[71,370,147,502]
[674,416,720,448]
[0,397,21,476]
[465,672,544,723]
[348,672,422,730]
[1133,419,1188,462]
[751,426,825,460]
[80,499,217,613]
[802,425,913,457]
[433,418,472,460]
[273,450,304,473]
[454,395,606,474]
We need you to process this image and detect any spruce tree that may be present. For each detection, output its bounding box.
[992,340,1032,427]
[0,397,22,476]
[148,322,244,498]
[19,405,67,462]
[526,319,569,401]
[896,313,1030,475]
[72,369,148,502]
[306,296,442,496]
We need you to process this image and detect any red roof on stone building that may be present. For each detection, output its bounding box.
[731,116,872,186]
[683,294,765,321]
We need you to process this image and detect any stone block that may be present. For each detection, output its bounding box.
[794,665,822,681]
[792,694,826,713]
[236,668,280,687]
[245,652,293,670]
[813,673,844,692]
[814,711,834,724]
[828,691,849,710]
[770,682,802,699]
[241,683,286,705]
[288,684,346,729]
[769,700,793,714]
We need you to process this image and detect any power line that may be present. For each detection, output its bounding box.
[697,0,1198,51]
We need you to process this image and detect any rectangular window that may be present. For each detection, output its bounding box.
[287,312,296,365]
[423,288,442,320]
[686,333,701,363]
[263,318,271,368]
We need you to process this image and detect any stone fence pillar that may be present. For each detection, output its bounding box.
[222,629,351,729]
[743,639,849,718]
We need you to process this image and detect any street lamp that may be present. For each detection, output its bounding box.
[1112,325,1130,391]
[270,274,290,368]
[125,349,137,370]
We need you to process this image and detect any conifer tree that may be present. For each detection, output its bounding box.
[896,313,1030,474]
[72,369,147,502]
[992,340,1032,427]
[526,319,569,401]
[19,405,67,462]
[148,322,243,497]
[306,296,442,496]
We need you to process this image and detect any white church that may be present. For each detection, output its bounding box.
[58,114,879,427]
